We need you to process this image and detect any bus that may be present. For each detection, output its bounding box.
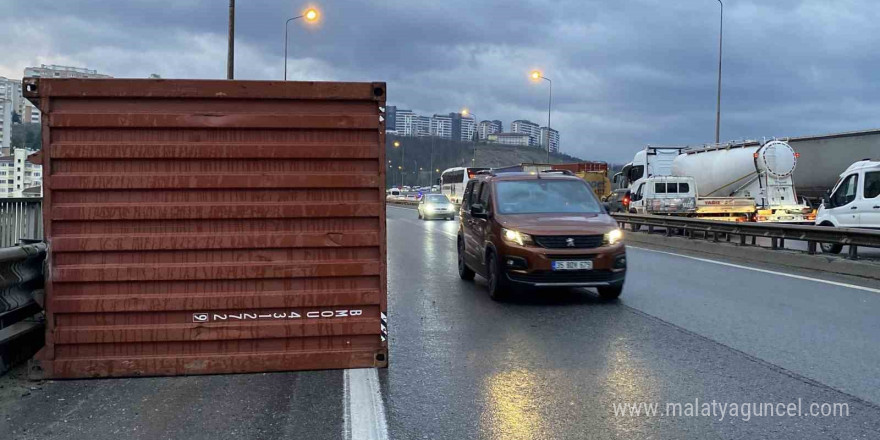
[440,167,489,204]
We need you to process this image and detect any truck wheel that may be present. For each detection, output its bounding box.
[458,238,475,281]
[486,252,509,301]
[820,243,843,254]
[598,282,624,299]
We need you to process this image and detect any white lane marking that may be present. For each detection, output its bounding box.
[344,368,388,440]
[629,245,880,294]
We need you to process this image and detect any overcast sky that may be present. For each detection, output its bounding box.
[2,0,878,161]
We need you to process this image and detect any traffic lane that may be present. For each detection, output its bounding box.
[1,367,344,440]
[622,246,880,405]
[383,206,880,440]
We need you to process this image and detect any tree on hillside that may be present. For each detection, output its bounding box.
[11,123,42,150]
[385,135,589,187]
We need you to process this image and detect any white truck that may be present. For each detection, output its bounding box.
[615,140,815,223]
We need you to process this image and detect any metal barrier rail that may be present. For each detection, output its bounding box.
[0,198,43,248]
[611,213,880,259]
[386,199,420,206]
[0,243,46,328]
[0,243,46,373]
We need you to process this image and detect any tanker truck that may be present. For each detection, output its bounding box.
[616,140,816,223]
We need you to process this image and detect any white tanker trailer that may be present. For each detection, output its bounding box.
[671,140,814,223]
[616,140,816,223]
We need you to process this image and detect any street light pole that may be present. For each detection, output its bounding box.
[393,140,404,186]
[530,71,552,163]
[284,9,319,80]
[227,0,235,79]
[544,78,552,163]
[715,0,723,144]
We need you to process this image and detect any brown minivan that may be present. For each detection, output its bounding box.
[457,170,626,300]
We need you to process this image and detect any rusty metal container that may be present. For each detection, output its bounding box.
[23,78,388,378]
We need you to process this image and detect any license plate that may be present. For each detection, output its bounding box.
[552,260,593,271]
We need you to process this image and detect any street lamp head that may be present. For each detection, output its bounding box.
[460,109,469,116]
[530,70,542,80]
[393,140,400,147]
[304,8,319,22]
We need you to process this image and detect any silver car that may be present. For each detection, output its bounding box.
[418,194,455,220]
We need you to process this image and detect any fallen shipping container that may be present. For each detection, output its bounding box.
[23,78,388,378]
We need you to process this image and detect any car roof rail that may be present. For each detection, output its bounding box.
[539,169,575,176]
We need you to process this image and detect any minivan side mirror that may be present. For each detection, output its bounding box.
[471,203,488,218]
[823,189,832,208]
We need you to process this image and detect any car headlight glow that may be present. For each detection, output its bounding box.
[604,228,623,245]
[502,228,532,246]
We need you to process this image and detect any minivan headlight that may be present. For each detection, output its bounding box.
[604,228,623,245]
[502,228,533,246]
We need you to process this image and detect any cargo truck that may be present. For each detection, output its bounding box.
[615,140,815,223]
[494,162,612,199]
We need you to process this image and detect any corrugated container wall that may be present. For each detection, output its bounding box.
[23,78,388,378]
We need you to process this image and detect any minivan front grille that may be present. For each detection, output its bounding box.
[533,235,604,249]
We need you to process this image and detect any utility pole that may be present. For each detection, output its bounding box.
[227,0,235,79]
[715,0,723,144]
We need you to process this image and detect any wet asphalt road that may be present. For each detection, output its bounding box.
[382,205,880,439]
[3,205,880,439]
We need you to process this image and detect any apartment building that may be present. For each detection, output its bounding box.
[0,148,43,197]
[510,120,541,147]
[430,114,452,139]
[540,126,560,153]
[0,100,11,149]
[478,120,503,140]
[24,64,111,79]
[386,108,553,147]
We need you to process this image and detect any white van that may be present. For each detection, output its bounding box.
[815,160,880,252]
[628,176,697,215]
[386,188,401,200]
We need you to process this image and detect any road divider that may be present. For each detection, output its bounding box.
[612,213,880,260]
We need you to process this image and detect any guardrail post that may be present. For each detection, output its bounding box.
[751,236,757,245]
[648,225,654,234]
[807,241,816,255]
[847,245,859,260]
[771,238,778,250]
[739,234,746,246]
[779,238,785,248]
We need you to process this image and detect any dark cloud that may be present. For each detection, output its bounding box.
[3,0,878,161]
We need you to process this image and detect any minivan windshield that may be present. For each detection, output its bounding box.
[495,180,602,214]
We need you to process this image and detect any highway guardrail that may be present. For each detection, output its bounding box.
[0,242,46,374]
[611,213,880,260]
[0,198,43,248]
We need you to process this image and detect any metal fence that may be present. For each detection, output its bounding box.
[0,242,46,373]
[0,198,43,248]
[611,213,880,260]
